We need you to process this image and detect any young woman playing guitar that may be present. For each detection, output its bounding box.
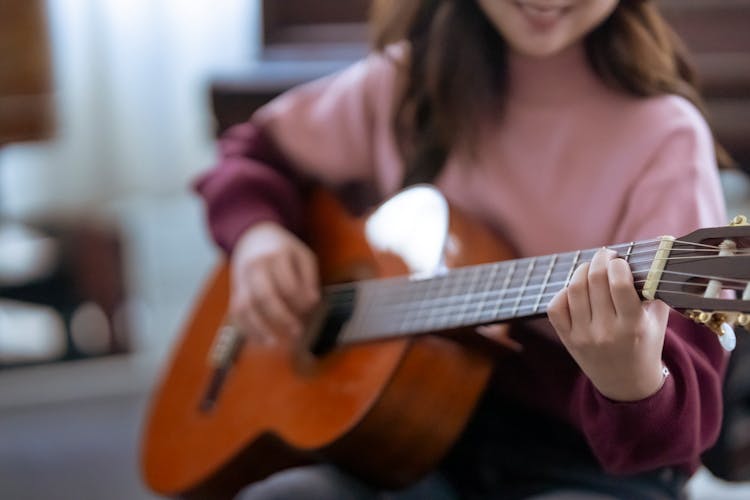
[190,1,732,498]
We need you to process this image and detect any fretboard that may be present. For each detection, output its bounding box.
[328,240,661,344]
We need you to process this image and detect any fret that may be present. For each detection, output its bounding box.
[379,279,421,335]
[401,271,454,334]
[388,271,492,331]
[623,241,635,263]
[401,261,511,330]
[474,262,500,324]
[534,254,557,314]
[511,258,536,317]
[458,266,484,323]
[384,280,446,331]
[422,273,450,331]
[496,260,517,321]
[436,268,467,330]
[564,250,581,288]
[417,269,464,332]
[399,279,426,334]
[478,263,507,323]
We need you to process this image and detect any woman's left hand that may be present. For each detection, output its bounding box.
[547,248,670,402]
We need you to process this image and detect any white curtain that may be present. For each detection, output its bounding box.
[1,0,260,216]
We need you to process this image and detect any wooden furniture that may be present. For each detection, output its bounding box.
[210,0,370,136]
[661,0,750,171]
[261,0,370,59]
[0,0,54,145]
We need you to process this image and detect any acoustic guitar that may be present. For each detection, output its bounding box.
[141,185,750,499]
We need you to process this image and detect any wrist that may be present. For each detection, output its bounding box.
[595,361,670,402]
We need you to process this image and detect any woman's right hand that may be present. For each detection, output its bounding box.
[229,221,320,343]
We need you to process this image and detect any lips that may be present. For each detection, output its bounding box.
[514,0,571,29]
[516,0,572,10]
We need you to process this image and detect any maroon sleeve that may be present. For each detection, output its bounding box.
[572,310,729,475]
[193,121,307,255]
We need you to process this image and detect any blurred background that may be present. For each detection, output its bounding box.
[0,1,749,499]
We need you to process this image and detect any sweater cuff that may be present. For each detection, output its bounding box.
[576,368,681,474]
[193,157,304,255]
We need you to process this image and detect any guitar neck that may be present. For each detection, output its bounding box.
[331,240,661,344]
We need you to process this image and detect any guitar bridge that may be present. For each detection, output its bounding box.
[200,324,245,412]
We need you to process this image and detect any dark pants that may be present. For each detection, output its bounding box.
[237,394,687,499]
[235,464,683,500]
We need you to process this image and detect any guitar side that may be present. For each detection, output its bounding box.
[140,187,514,499]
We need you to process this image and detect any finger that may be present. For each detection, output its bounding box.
[547,289,572,334]
[587,248,616,317]
[246,307,278,344]
[272,253,310,313]
[566,262,592,325]
[250,271,303,338]
[293,247,321,305]
[608,258,642,319]
[644,299,671,328]
[230,293,275,344]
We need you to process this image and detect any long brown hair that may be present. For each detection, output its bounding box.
[370,0,732,186]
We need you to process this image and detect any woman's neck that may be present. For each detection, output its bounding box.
[507,42,602,107]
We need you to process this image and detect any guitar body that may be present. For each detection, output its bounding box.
[141,187,516,499]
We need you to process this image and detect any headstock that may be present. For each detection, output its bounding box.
[655,215,750,350]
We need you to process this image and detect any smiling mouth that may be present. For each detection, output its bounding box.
[514,0,572,27]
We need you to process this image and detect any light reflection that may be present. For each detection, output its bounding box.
[364,185,448,277]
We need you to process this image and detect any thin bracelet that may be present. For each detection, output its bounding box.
[657,362,670,391]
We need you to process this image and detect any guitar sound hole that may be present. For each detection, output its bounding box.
[310,286,356,356]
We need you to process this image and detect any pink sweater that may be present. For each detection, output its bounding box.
[195,43,728,477]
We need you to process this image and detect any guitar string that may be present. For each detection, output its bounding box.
[326,238,748,340]
[340,281,750,340]
[377,278,747,319]
[324,277,748,330]
[326,274,749,341]
[321,241,748,329]
[336,245,750,333]
[336,272,750,335]
[322,239,742,297]
[647,269,750,286]
[323,259,749,309]
[346,278,750,339]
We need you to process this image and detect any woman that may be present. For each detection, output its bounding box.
[195,1,729,498]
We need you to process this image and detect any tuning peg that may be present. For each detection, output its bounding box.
[719,322,737,351]
[729,215,748,226]
[686,310,738,352]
